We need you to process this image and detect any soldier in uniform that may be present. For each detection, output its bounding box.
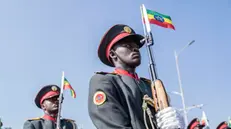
[216,121,231,129]
[187,118,205,129]
[88,24,185,129]
[0,119,3,128]
[23,85,77,129]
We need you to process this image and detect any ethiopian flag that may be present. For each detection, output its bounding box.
[63,77,76,98]
[146,9,175,30]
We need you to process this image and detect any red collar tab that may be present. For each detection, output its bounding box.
[43,114,56,122]
[113,68,139,80]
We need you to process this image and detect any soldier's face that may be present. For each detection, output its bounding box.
[42,96,59,113]
[111,38,141,67]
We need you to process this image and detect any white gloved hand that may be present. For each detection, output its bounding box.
[155,107,185,129]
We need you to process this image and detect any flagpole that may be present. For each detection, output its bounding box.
[141,4,151,35]
[228,116,230,128]
[140,5,147,42]
[56,71,65,129]
[140,4,163,129]
[140,4,158,81]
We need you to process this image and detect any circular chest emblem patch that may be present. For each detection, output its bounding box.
[93,91,106,105]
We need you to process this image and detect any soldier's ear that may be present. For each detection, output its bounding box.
[109,50,117,60]
[41,102,46,110]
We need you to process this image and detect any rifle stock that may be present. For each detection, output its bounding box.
[152,79,169,112]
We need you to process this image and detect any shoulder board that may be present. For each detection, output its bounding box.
[62,118,75,122]
[94,71,117,75]
[140,77,151,83]
[27,117,42,121]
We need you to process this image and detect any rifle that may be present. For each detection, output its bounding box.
[140,4,170,128]
[56,71,65,129]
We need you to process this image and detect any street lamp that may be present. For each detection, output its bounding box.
[177,104,204,112]
[174,40,195,126]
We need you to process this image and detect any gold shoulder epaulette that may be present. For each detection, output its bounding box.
[63,118,75,122]
[95,71,116,75]
[140,77,151,83]
[28,117,41,121]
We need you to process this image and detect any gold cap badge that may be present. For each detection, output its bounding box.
[123,26,132,34]
[51,86,57,91]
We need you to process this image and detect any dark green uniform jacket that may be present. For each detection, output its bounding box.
[88,72,157,129]
[23,117,77,129]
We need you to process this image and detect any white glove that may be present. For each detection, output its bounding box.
[155,107,185,129]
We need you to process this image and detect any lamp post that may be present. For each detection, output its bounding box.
[174,40,195,126]
[177,104,204,112]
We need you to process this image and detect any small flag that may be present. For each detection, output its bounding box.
[201,111,210,128]
[228,116,231,127]
[144,8,175,30]
[63,77,76,98]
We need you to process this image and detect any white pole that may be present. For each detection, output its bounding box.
[174,40,195,127]
[140,4,158,80]
[56,71,65,129]
[60,71,64,96]
[140,5,147,37]
[141,4,151,33]
[174,51,188,127]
